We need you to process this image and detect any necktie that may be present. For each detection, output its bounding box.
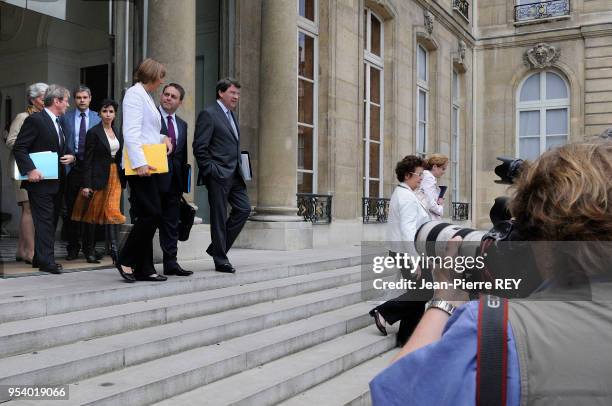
[78,112,86,160]
[55,118,65,151]
[226,110,239,140]
[167,115,177,152]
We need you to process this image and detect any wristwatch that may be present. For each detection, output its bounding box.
[425,298,456,316]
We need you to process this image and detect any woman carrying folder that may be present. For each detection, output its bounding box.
[71,99,125,264]
[4,82,48,264]
[421,154,449,221]
[116,58,172,283]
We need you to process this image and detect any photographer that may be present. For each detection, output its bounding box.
[370,140,612,406]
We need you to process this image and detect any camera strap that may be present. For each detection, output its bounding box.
[476,295,508,406]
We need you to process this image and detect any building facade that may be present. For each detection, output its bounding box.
[1,0,610,246]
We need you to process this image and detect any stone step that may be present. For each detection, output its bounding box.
[0,267,364,358]
[280,351,396,406]
[151,327,395,406]
[0,252,362,324]
[4,316,390,405]
[0,280,369,389]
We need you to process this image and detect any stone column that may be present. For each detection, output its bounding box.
[252,0,300,221]
[147,0,196,201]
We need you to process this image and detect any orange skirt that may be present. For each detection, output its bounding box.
[71,163,126,225]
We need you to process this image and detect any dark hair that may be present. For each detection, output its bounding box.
[133,58,166,84]
[395,155,424,183]
[99,99,119,113]
[73,85,91,98]
[163,83,185,100]
[216,78,241,99]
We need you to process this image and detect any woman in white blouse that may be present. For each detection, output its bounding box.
[421,154,449,220]
[369,155,432,346]
[116,58,172,283]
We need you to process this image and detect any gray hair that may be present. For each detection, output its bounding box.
[43,84,70,107]
[26,83,48,105]
[73,85,91,98]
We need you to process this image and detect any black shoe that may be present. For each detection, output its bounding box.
[135,274,168,282]
[85,254,101,264]
[65,251,79,261]
[215,263,236,274]
[31,258,39,268]
[15,256,23,262]
[40,264,62,274]
[164,266,193,276]
[115,263,136,283]
[370,309,388,336]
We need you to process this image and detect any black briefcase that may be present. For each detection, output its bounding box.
[178,197,196,241]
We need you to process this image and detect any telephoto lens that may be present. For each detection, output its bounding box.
[414,221,486,259]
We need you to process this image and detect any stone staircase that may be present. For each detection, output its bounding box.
[0,248,396,405]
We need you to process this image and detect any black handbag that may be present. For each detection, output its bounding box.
[178,196,196,241]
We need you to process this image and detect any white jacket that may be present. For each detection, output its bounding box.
[387,183,431,255]
[121,82,163,169]
[421,170,443,220]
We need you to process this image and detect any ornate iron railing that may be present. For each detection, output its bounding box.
[515,0,570,23]
[297,193,333,224]
[362,197,390,224]
[452,0,470,21]
[452,202,470,221]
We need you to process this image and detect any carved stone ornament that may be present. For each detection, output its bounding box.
[453,39,468,73]
[424,10,434,35]
[600,128,612,139]
[523,43,560,69]
[458,40,467,62]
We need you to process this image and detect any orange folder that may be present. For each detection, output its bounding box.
[123,144,169,175]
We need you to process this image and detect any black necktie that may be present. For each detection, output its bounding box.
[78,112,86,160]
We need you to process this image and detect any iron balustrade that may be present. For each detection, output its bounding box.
[362,197,390,224]
[452,202,470,221]
[515,0,570,23]
[452,0,470,21]
[297,193,333,224]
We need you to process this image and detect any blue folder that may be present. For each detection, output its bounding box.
[13,151,59,180]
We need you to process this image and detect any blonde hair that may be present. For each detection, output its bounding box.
[134,58,166,84]
[424,154,449,170]
[510,140,612,241]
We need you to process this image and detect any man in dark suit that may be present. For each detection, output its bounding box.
[13,84,76,274]
[60,85,102,262]
[158,83,193,276]
[193,78,250,274]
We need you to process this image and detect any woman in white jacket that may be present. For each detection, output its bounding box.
[369,155,432,346]
[116,58,172,283]
[421,154,448,220]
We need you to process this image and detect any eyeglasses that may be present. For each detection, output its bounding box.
[410,172,424,178]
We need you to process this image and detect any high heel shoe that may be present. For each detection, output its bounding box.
[370,309,388,336]
[115,263,136,283]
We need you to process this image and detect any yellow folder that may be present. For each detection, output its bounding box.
[123,144,169,175]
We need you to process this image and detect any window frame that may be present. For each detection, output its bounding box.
[516,70,570,160]
[363,8,385,198]
[451,69,460,202]
[297,1,319,194]
[416,44,429,157]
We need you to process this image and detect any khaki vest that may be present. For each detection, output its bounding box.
[509,282,612,406]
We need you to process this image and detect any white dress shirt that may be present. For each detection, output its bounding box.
[421,169,444,220]
[159,106,179,144]
[73,109,90,154]
[216,99,239,140]
[387,183,431,256]
[44,108,62,146]
[122,82,163,169]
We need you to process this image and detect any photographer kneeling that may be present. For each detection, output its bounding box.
[370,140,612,406]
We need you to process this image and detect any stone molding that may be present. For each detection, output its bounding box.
[523,43,561,69]
[453,39,468,73]
[424,9,435,35]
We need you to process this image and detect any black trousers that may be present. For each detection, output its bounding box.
[159,181,181,270]
[205,171,250,265]
[28,190,62,268]
[119,175,162,276]
[373,267,434,346]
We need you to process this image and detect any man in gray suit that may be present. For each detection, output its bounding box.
[193,78,250,273]
[60,85,102,262]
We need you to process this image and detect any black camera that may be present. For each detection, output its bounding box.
[414,157,541,297]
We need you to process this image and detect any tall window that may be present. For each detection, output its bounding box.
[297,0,318,193]
[517,71,569,161]
[363,9,384,197]
[416,44,428,157]
[451,69,460,201]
